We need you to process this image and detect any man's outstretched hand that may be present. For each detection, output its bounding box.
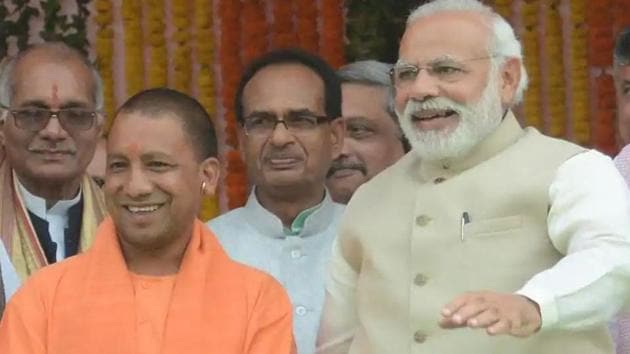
[439,291,542,337]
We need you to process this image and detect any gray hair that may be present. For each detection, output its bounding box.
[615,27,630,67]
[337,60,397,119]
[0,42,104,110]
[407,0,528,104]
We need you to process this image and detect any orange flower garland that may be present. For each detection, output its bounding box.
[122,0,144,97]
[145,0,167,87]
[295,0,319,53]
[492,0,511,20]
[320,0,345,68]
[219,0,247,209]
[569,0,591,145]
[271,0,296,48]
[520,1,543,130]
[587,0,616,154]
[94,0,115,128]
[195,0,220,220]
[542,1,566,138]
[242,0,268,65]
[171,0,191,93]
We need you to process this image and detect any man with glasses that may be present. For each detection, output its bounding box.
[317,1,630,353]
[0,43,107,307]
[208,48,344,354]
[327,60,408,204]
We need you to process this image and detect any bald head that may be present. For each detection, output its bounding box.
[0,42,103,110]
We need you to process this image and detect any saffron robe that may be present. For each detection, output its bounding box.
[0,217,295,354]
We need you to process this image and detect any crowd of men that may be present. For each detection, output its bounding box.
[1,0,630,353]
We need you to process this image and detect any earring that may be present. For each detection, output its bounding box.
[201,181,207,194]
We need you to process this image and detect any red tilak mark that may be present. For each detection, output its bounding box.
[51,84,59,107]
[126,143,140,155]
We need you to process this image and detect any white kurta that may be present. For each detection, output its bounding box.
[208,190,344,354]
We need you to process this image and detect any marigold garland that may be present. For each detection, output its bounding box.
[194,0,220,220]
[271,0,296,48]
[492,0,511,20]
[587,0,616,154]
[569,0,591,145]
[171,0,192,93]
[542,1,566,138]
[122,0,144,97]
[219,0,247,209]
[320,0,345,68]
[295,0,318,52]
[520,1,543,130]
[94,0,115,130]
[242,0,268,65]
[145,0,167,87]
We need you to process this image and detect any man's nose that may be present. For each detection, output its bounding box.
[38,115,69,140]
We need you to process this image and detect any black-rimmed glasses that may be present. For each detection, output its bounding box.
[242,111,331,137]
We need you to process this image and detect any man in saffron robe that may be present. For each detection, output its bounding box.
[0,43,107,298]
[0,88,295,354]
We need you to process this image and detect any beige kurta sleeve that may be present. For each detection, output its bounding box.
[316,237,360,354]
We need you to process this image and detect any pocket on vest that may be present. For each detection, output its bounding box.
[464,215,523,237]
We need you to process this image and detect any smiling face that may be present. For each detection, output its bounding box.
[395,11,509,161]
[1,52,101,189]
[105,112,213,252]
[327,83,405,203]
[241,63,343,192]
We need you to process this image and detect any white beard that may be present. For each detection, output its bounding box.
[398,69,504,162]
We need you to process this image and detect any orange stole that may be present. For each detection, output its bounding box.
[0,217,295,354]
[0,149,107,279]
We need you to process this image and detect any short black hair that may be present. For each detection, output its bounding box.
[615,27,630,66]
[115,88,218,160]
[234,48,342,124]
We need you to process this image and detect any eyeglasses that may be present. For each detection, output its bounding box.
[0,105,99,133]
[242,111,331,137]
[390,55,498,88]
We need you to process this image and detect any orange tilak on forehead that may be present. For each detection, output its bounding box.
[51,83,59,107]
[126,143,140,156]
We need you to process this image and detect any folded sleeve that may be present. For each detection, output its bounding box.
[517,150,630,329]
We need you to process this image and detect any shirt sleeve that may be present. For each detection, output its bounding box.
[316,238,359,354]
[0,276,48,353]
[516,149,630,330]
[245,275,296,354]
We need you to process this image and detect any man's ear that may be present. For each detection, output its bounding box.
[330,117,345,160]
[499,57,521,106]
[200,157,221,197]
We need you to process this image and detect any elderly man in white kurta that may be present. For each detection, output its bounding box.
[316,1,630,354]
[209,49,345,354]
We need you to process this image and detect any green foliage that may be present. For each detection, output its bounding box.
[345,0,428,63]
[0,0,90,59]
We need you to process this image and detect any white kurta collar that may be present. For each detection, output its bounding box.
[16,176,81,220]
[241,187,337,238]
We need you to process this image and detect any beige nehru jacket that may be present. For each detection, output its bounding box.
[318,113,614,354]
